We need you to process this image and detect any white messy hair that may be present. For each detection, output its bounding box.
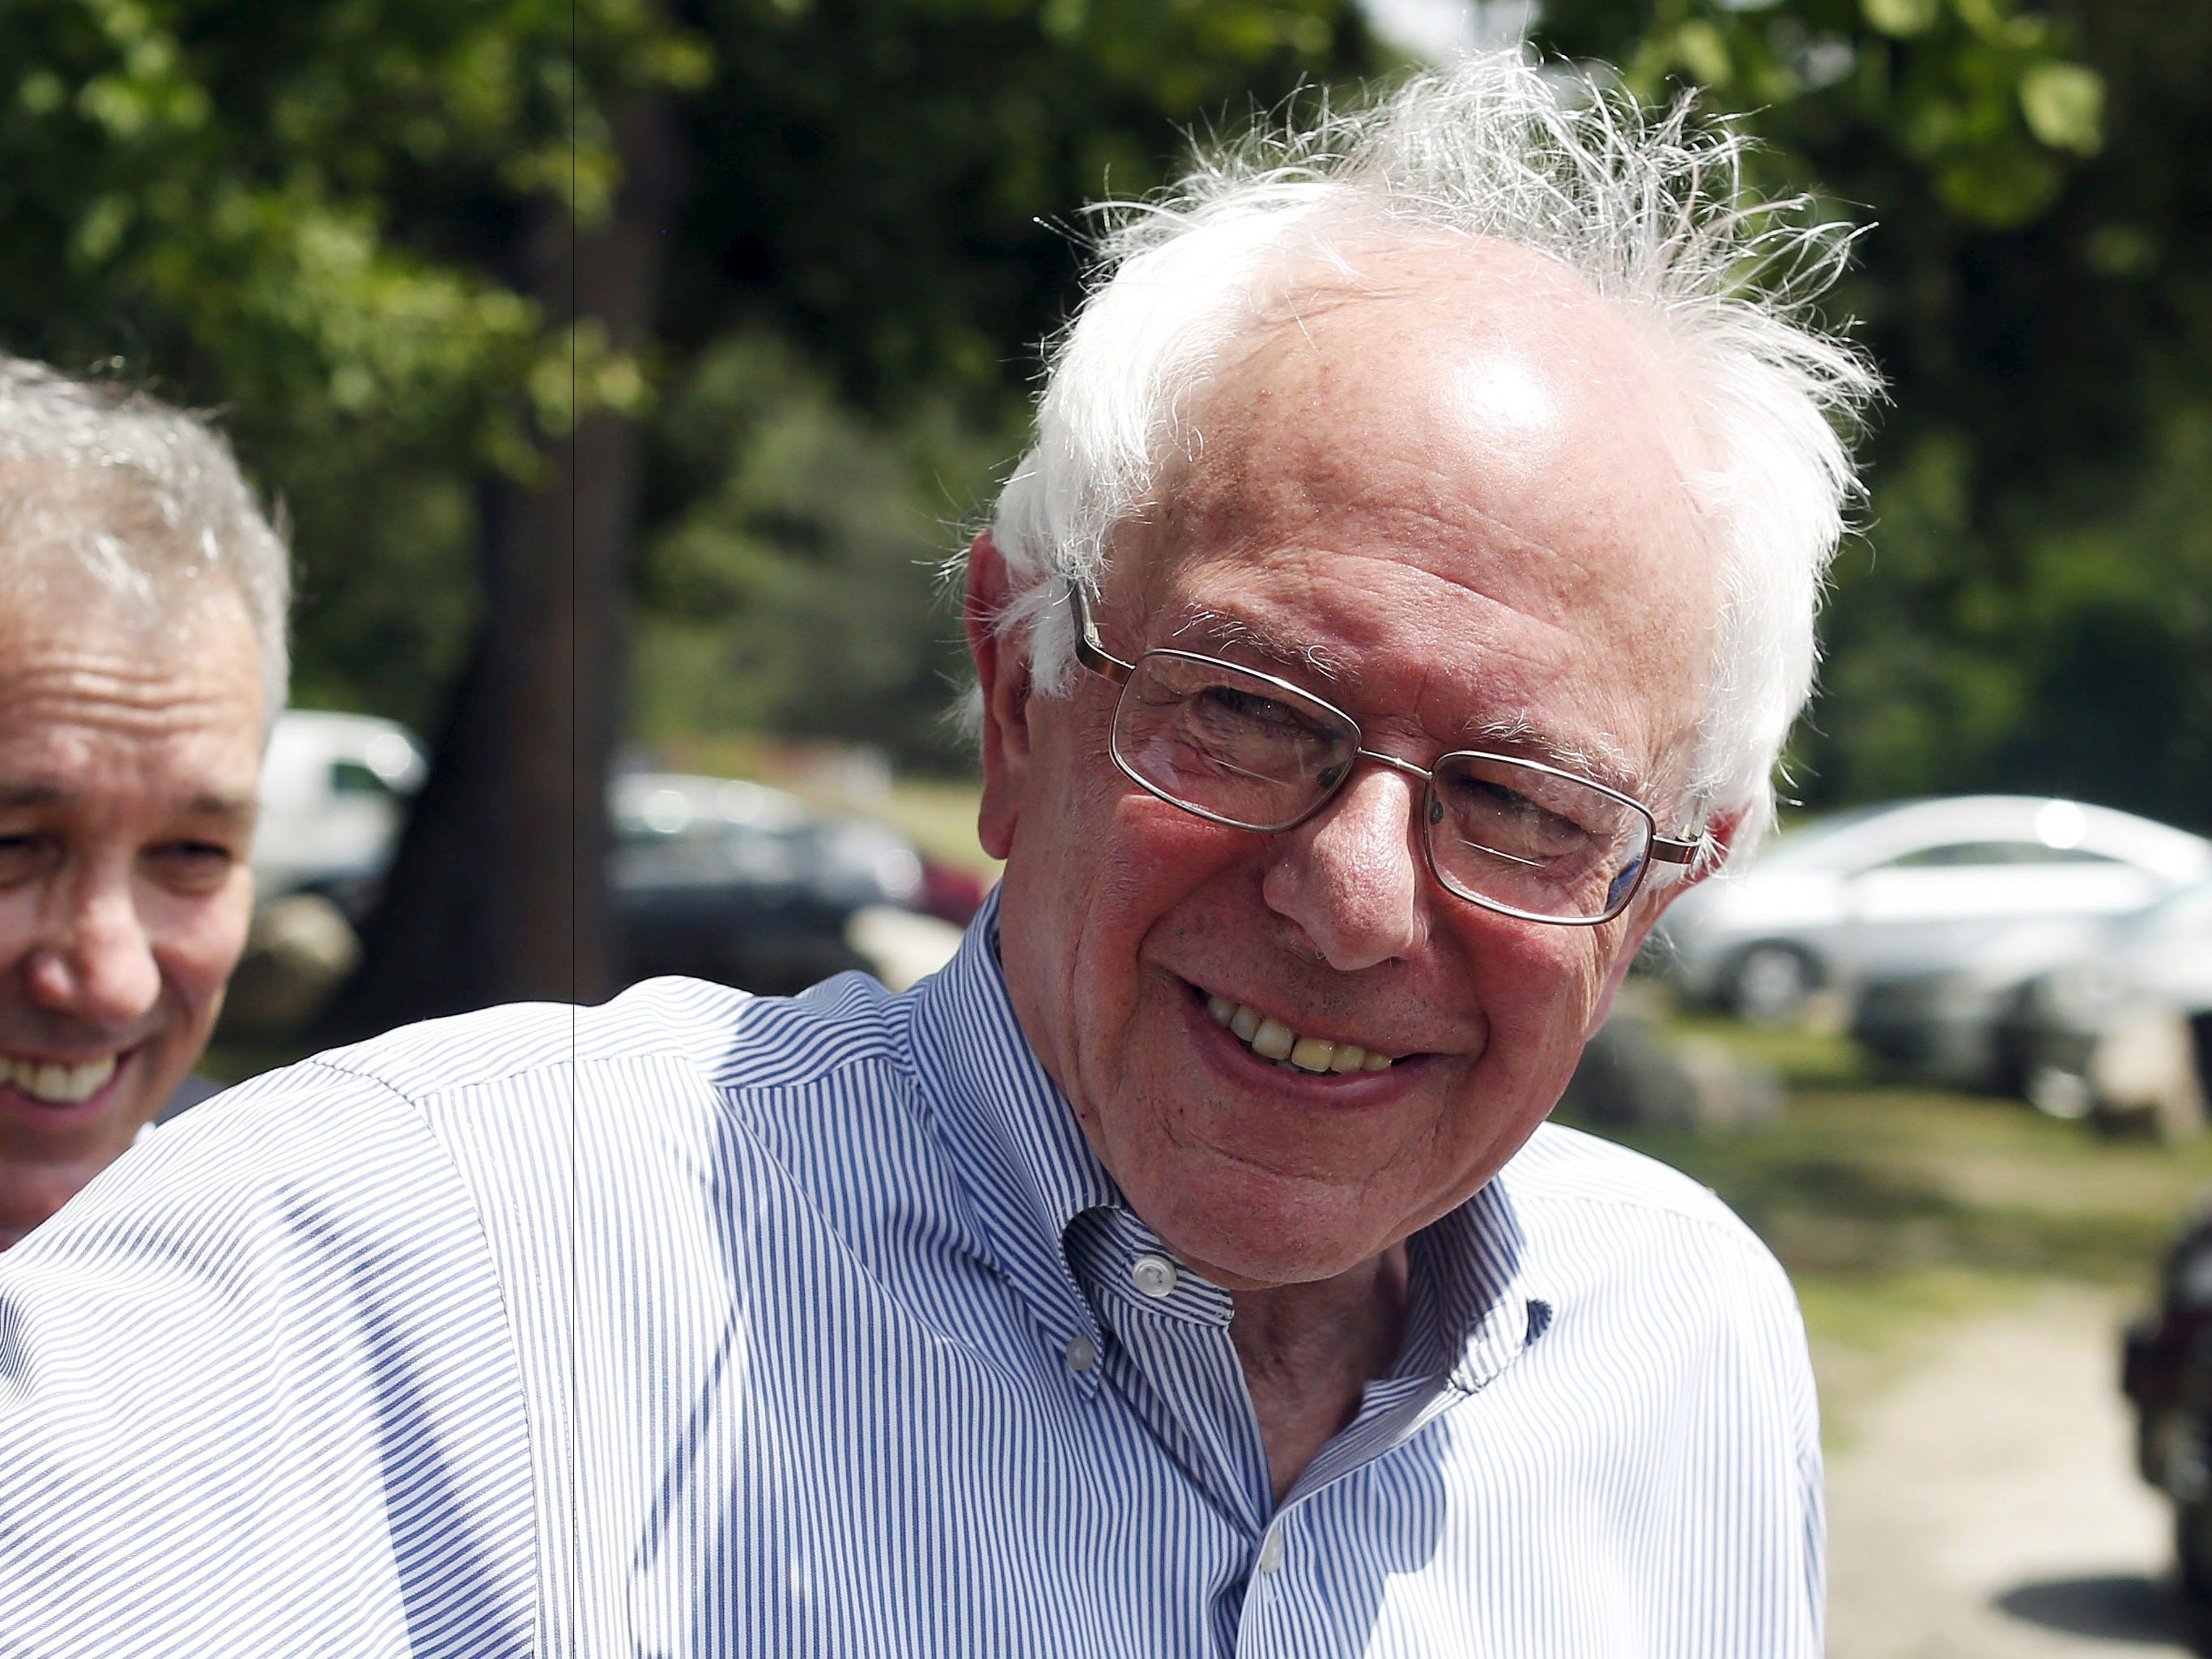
[977,51,1878,846]
[0,355,291,724]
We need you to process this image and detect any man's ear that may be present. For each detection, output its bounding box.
[1685,808,1743,891]
[965,531,1032,861]
[1586,806,1745,1035]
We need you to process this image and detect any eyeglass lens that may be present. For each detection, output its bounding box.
[1110,650,1653,922]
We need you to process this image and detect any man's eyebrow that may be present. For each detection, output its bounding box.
[181,791,258,819]
[0,783,257,817]
[1464,714,1651,801]
[1159,605,1348,683]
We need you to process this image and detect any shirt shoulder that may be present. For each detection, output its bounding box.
[306,969,907,1106]
[0,1053,539,1655]
[1501,1121,1793,1300]
[290,973,935,1280]
[1490,1123,1817,1470]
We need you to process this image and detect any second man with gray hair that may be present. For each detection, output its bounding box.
[0,359,287,1250]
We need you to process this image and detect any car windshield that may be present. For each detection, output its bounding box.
[1739,804,1898,872]
[2127,879,2212,942]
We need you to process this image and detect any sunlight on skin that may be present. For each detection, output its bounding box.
[0,586,262,1249]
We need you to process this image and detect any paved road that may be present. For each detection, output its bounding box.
[1827,1286,2200,1657]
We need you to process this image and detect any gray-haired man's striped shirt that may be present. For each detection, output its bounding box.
[0,898,1820,1655]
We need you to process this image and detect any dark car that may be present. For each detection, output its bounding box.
[1848,912,2120,1095]
[2125,1205,2212,1613]
[610,772,963,997]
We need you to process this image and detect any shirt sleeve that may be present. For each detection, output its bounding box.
[1712,1230,1827,1659]
[0,1061,538,1658]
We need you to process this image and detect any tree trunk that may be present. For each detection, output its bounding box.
[317,90,679,1040]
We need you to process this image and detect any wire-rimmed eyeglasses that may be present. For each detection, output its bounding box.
[1067,584,1699,926]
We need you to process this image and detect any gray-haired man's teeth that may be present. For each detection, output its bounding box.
[1205,996,1393,1074]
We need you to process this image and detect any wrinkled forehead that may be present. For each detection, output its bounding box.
[0,568,264,721]
[1110,240,1720,771]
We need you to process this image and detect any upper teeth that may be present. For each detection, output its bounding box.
[1,1053,119,1104]
[1206,996,1395,1074]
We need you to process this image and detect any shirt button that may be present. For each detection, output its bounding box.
[1130,1253,1178,1300]
[1063,1335,1098,1373]
[1257,1528,1285,1574]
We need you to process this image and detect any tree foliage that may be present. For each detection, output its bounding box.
[0,0,1376,1021]
[623,0,1376,773]
[675,0,1369,409]
[0,0,703,727]
[632,333,998,770]
[1537,0,2212,833]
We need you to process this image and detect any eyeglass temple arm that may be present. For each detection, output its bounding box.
[1068,583,1134,683]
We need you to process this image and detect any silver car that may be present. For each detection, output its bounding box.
[1657,796,2212,1025]
[2013,879,2212,1133]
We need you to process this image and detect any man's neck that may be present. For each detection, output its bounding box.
[1230,1244,1410,1506]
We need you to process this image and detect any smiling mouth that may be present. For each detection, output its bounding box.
[1203,993,1399,1074]
[0,1052,121,1105]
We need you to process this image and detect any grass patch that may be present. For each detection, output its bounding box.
[1580,1082,2210,1440]
[859,777,1002,878]
[1596,1087,2212,1285]
[640,736,1000,877]
[1663,1010,1870,1089]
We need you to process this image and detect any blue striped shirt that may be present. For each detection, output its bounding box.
[0,902,1821,1655]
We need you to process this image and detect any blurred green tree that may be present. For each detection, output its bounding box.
[631,332,999,771]
[0,0,1371,1024]
[674,0,1370,410]
[0,0,703,1023]
[624,0,1376,776]
[1535,0,2212,834]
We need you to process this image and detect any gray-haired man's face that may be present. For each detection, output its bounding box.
[0,581,262,1248]
[976,243,1724,1291]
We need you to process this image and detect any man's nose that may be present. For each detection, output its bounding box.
[24,874,163,1028]
[1261,765,1428,971]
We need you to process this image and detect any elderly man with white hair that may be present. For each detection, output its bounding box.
[0,56,1874,1657]
[0,359,287,1250]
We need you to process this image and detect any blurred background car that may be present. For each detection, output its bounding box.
[1848,912,2124,1094]
[1657,795,2212,1027]
[610,772,968,998]
[223,712,430,1037]
[2011,879,2212,1136]
[228,747,979,1039]
[2123,1201,2212,1612]
[250,710,430,903]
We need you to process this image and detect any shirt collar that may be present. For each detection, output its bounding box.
[1410,1178,1551,1394]
[907,889,1122,1350]
[905,887,1550,1386]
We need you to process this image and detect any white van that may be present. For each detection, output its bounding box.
[251,710,428,898]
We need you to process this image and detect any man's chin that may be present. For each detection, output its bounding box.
[1129,1168,1412,1291]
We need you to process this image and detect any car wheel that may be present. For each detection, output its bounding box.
[1729,943,1816,1025]
[2180,1499,2212,1619]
